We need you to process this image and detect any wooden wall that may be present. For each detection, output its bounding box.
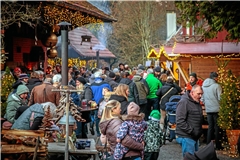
[175,57,240,88]
[6,37,47,71]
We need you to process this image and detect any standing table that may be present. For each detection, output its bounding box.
[48,138,98,160]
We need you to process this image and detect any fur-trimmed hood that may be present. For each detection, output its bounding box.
[122,113,145,121]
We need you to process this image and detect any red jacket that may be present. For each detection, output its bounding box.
[186,79,203,91]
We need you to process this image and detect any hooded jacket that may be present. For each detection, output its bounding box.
[99,117,143,157]
[109,94,130,115]
[202,78,222,113]
[156,82,179,110]
[26,78,42,93]
[119,78,139,105]
[146,74,162,99]
[11,102,56,130]
[4,85,29,123]
[104,76,118,91]
[175,92,203,141]
[132,74,149,105]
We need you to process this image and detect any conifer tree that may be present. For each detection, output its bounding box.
[1,66,15,117]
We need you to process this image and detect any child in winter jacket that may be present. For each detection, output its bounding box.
[114,102,147,160]
[144,110,162,160]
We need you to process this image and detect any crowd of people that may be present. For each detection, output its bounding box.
[1,62,222,160]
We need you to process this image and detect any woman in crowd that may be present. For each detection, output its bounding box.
[109,84,129,115]
[99,100,144,160]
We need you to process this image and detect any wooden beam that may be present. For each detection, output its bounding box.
[1,144,46,153]
[176,62,188,84]
[1,130,44,137]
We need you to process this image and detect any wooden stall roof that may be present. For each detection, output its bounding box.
[57,27,116,59]
[49,0,117,22]
[171,42,240,54]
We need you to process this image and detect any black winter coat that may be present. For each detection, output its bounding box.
[156,82,179,110]
[175,92,203,141]
[109,94,129,115]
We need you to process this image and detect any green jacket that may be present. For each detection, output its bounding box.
[146,74,162,99]
[4,93,28,123]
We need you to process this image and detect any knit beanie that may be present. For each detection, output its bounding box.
[76,77,87,85]
[210,72,218,79]
[154,66,161,72]
[113,68,119,73]
[136,69,143,75]
[127,102,140,115]
[149,110,161,122]
[189,72,197,79]
[16,85,29,96]
[147,68,153,74]
[109,72,116,78]
[19,73,29,80]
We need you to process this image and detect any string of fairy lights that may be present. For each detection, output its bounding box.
[148,42,240,61]
[38,3,103,29]
[47,57,97,69]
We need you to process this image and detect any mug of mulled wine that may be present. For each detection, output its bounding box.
[81,99,88,109]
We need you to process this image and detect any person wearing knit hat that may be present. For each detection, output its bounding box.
[5,85,29,123]
[18,73,29,84]
[114,102,147,160]
[209,72,218,80]
[154,66,161,79]
[104,72,118,91]
[13,67,22,80]
[108,72,116,79]
[202,71,223,150]
[19,73,29,80]
[113,68,119,74]
[144,109,163,160]
[11,102,58,130]
[12,73,29,92]
[148,110,161,122]
[127,101,140,115]
[185,72,203,92]
[76,77,87,85]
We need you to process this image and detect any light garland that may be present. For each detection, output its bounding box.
[47,57,97,69]
[147,46,240,60]
[38,3,103,29]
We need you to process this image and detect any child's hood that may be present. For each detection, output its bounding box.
[122,113,145,121]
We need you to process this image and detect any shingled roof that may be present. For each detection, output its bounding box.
[57,27,116,59]
[50,0,117,22]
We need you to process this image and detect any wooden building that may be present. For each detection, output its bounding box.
[2,1,116,72]
[147,27,240,88]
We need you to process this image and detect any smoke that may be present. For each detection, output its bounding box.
[87,0,112,47]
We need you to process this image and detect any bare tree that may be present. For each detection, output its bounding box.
[1,1,40,29]
[107,1,176,67]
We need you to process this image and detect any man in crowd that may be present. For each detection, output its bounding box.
[145,68,162,119]
[202,72,223,150]
[185,72,203,92]
[28,75,60,106]
[176,85,203,157]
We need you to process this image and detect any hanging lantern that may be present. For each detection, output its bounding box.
[42,33,58,47]
[47,47,58,59]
